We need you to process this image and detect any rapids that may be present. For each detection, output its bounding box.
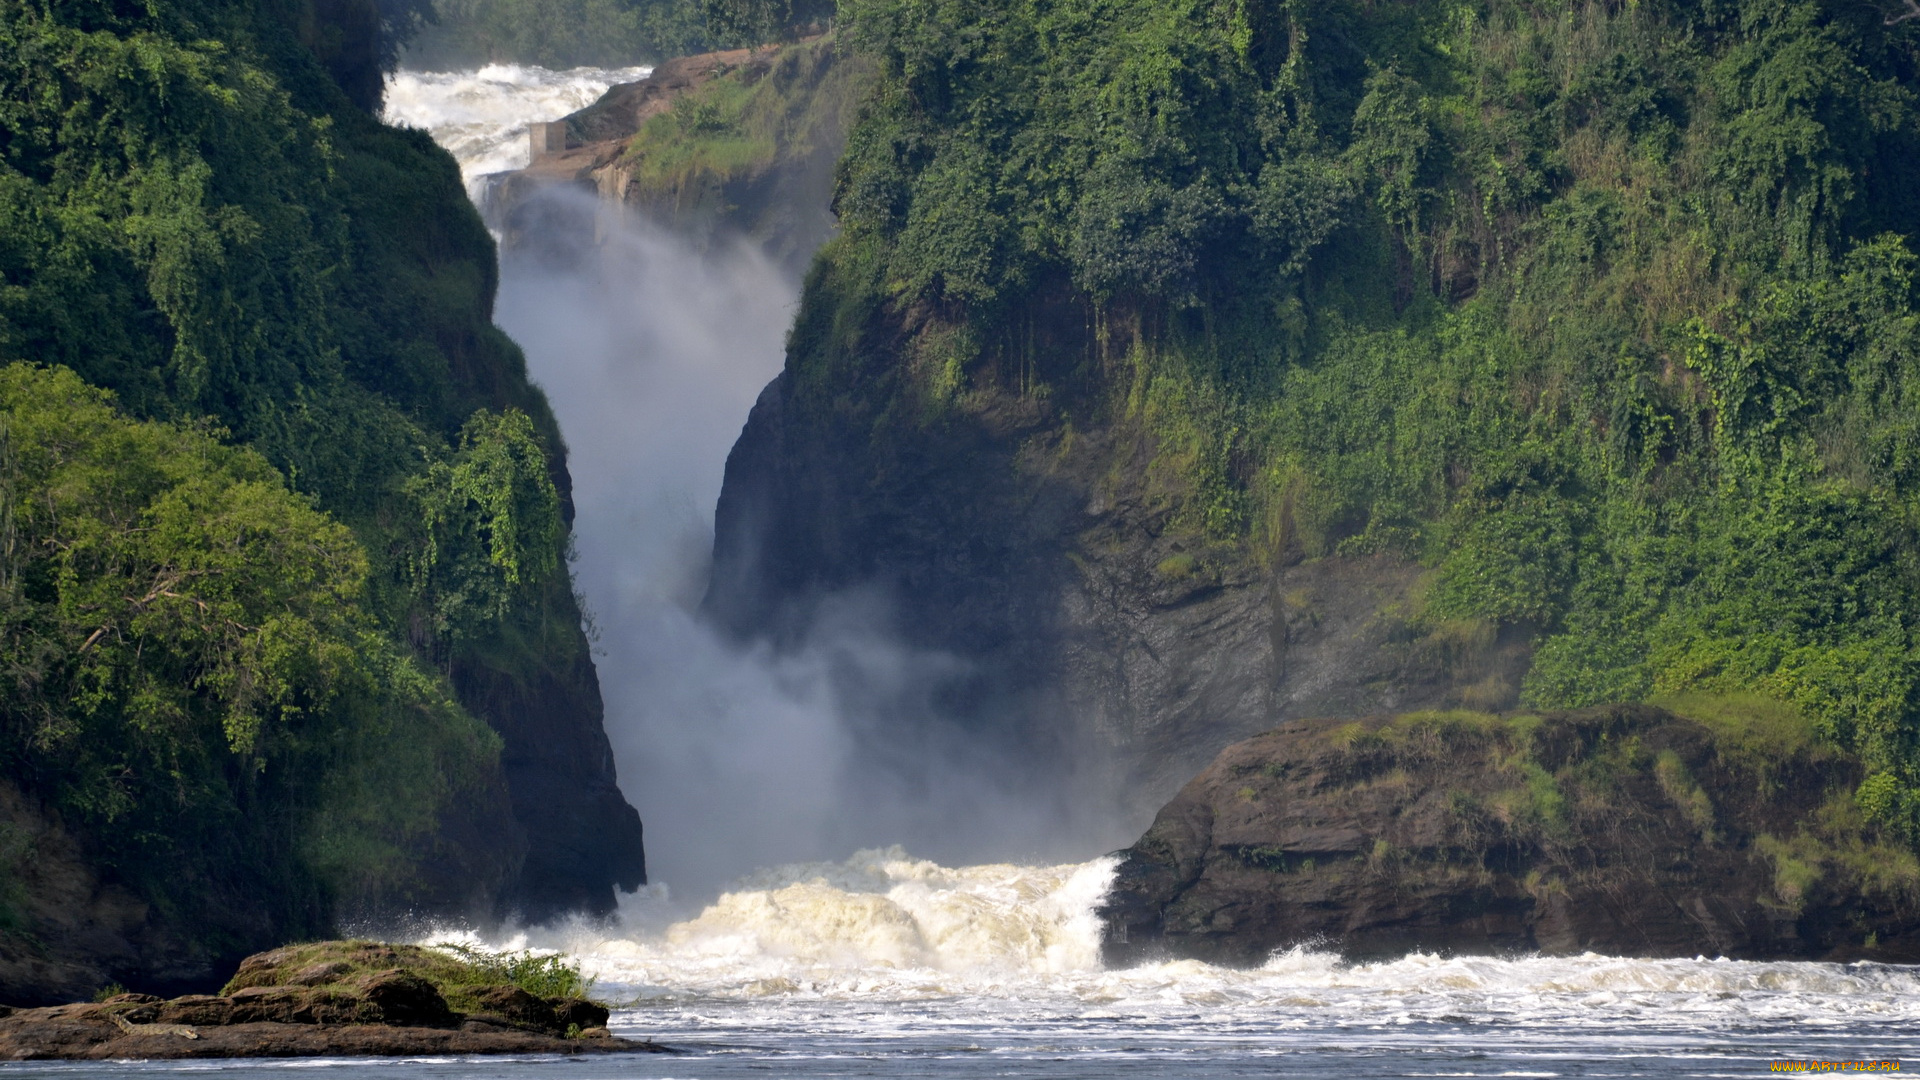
[383,64,651,189]
[30,63,1905,1077]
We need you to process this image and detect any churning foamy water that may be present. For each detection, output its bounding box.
[33,849,1920,1075]
[31,66,1909,1078]
[383,64,650,187]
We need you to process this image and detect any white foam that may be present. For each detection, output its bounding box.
[416,848,1920,1035]
[381,64,651,188]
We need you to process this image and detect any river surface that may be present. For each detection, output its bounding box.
[19,849,1920,1076]
[21,64,1908,1079]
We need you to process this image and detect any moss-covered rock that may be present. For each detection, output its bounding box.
[220,941,602,1033]
[1102,703,1920,966]
[0,941,647,1059]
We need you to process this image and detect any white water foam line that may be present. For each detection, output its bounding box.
[421,847,1920,1030]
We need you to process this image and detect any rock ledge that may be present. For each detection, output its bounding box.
[1102,703,1920,966]
[0,941,670,1060]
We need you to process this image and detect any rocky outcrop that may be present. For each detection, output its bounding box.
[566,46,785,145]
[0,941,664,1060]
[452,652,645,919]
[707,344,1531,823]
[1099,704,1920,966]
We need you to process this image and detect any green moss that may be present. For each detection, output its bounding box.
[1653,749,1718,838]
[1649,692,1823,765]
[1755,834,1824,914]
[1156,553,1198,580]
[220,940,597,1009]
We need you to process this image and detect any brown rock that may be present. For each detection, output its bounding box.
[464,984,556,1031]
[0,1014,670,1059]
[353,970,454,1027]
[1101,704,1920,966]
[155,996,234,1026]
[290,961,351,986]
[549,996,610,1031]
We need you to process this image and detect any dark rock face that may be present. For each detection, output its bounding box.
[453,652,645,919]
[706,352,1531,823]
[0,780,253,1004]
[1100,705,1920,966]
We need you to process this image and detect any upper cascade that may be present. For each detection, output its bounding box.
[383,64,651,188]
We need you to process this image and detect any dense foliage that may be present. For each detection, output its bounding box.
[404,0,705,68]
[401,0,830,70]
[806,0,1920,831]
[0,365,504,930]
[0,0,588,933]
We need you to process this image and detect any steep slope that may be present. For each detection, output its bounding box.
[707,0,1920,827]
[0,0,641,999]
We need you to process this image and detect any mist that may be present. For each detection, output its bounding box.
[491,188,1128,900]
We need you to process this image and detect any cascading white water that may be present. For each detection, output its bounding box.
[383,64,650,190]
[429,848,1120,997]
[430,848,1920,1029]
[319,64,1920,1079]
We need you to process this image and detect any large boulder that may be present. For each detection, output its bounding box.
[0,941,650,1060]
[1101,703,1920,966]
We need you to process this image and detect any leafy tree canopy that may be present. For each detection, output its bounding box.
[801,0,1920,834]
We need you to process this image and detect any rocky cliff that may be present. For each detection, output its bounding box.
[1100,703,1920,965]
[701,0,1920,846]
[0,0,643,1002]
[708,310,1533,821]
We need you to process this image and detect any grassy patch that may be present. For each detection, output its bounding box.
[221,940,598,1009]
[1653,749,1717,838]
[1649,692,1824,769]
[1156,553,1198,579]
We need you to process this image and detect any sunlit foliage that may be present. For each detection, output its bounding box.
[803,0,1920,833]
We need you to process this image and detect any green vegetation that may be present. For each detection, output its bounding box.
[403,0,832,69]
[432,942,593,999]
[621,37,841,184]
[797,0,1920,838]
[0,364,504,928]
[0,0,600,948]
[222,940,598,1009]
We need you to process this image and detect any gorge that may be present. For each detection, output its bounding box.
[10,0,1920,1071]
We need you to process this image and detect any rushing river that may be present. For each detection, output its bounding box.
[21,64,1908,1079]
